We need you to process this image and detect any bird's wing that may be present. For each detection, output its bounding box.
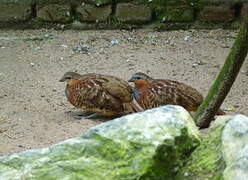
[78,73,98,80]
[101,75,133,103]
[68,77,123,114]
[100,75,144,113]
[151,80,203,110]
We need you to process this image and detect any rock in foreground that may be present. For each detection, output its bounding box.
[177,114,248,180]
[222,115,248,180]
[0,105,200,180]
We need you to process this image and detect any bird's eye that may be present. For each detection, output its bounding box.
[136,77,141,80]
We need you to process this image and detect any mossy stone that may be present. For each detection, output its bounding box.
[160,5,194,22]
[0,106,200,180]
[176,116,231,180]
[37,4,72,23]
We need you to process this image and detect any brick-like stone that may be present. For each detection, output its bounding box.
[241,3,248,21]
[198,5,235,22]
[116,3,152,23]
[76,4,112,22]
[0,0,32,22]
[37,4,71,23]
[34,0,68,6]
[162,5,194,22]
[36,0,69,5]
[73,0,112,6]
[201,0,246,5]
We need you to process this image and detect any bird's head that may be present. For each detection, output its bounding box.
[59,72,81,83]
[128,72,154,88]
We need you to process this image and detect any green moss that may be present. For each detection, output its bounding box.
[142,128,200,179]
[176,118,231,180]
[160,5,194,22]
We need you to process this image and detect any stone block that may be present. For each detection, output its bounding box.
[115,3,152,23]
[74,0,112,6]
[76,4,112,22]
[36,0,69,6]
[37,4,71,23]
[162,5,194,22]
[241,3,248,21]
[198,5,235,22]
[201,0,246,5]
[0,0,32,22]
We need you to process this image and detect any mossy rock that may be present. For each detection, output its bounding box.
[201,0,246,5]
[0,0,32,22]
[76,0,112,6]
[0,0,32,6]
[176,116,232,179]
[160,5,194,22]
[36,4,72,23]
[0,106,200,180]
[137,0,199,22]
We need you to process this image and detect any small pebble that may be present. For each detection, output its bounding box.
[183,36,190,41]
[60,44,68,48]
[221,44,230,48]
[33,47,41,50]
[111,39,119,45]
[192,63,198,68]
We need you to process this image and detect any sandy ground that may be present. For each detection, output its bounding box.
[0,29,248,155]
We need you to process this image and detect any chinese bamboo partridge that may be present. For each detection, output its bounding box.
[128,72,225,115]
[60,72,143,117]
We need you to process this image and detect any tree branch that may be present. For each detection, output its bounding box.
[194,21,248,128]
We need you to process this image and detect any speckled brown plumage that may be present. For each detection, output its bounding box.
[129,72,225,115]
[60,72,142,116]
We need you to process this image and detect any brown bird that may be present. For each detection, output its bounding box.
[59,72,143,118]
[128,72,225,115]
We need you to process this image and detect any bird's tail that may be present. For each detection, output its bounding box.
[122,99,144,115]
[216,109,226,115]
[130,99,144,112]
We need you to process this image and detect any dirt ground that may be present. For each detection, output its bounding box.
[0,29,248,155]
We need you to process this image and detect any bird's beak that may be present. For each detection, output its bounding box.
[128,78,134,82]
[59,78,65,82]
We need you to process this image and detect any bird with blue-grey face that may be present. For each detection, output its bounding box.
[128,72,225,115]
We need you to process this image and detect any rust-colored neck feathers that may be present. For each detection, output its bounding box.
[134,79,151,92]
[68,79,81,86]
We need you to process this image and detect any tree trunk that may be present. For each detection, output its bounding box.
[194,21,248,128]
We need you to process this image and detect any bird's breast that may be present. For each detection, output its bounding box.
[132,88,140,100]
[65,87,70,98]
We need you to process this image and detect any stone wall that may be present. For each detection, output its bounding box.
[0,0,248,29]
